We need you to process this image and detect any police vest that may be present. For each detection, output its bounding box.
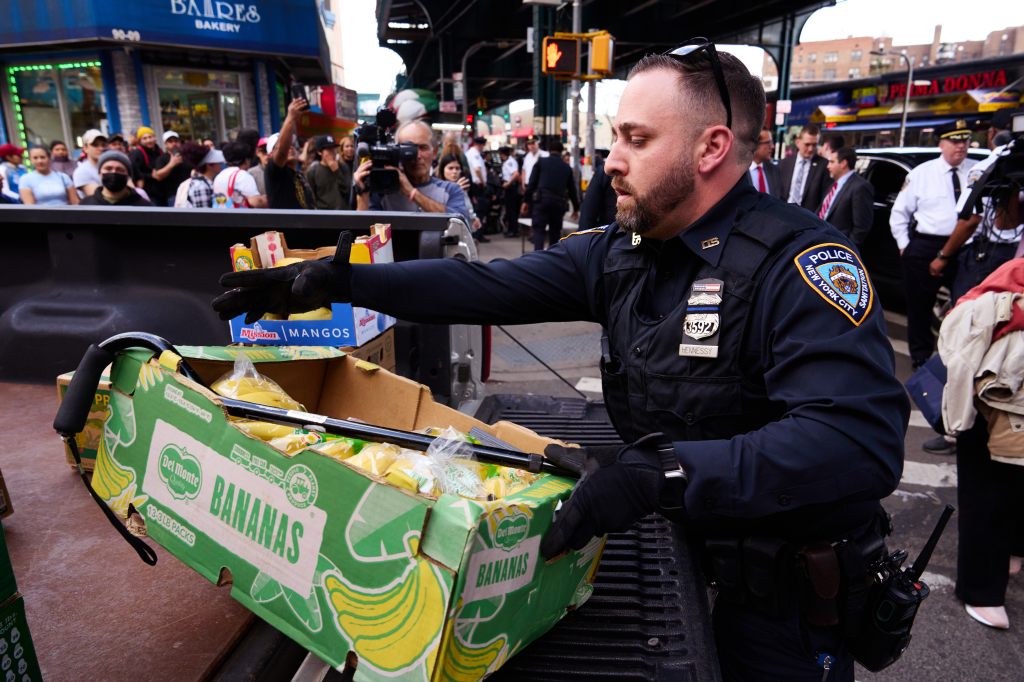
[599,205,802,444]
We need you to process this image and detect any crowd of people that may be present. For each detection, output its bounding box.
[0,95,580,250]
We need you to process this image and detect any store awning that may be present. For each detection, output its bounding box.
[788,91,847,125]
[512,127,536,139]
[828,117,956,132]
[966,88,1021,112]
[810,105,860,123]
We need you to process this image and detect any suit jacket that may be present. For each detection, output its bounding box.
[763,162,784,200]
[780,153,831,211]
[822,172,874,246]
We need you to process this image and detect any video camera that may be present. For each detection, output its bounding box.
[354,108,418,194]
[958,111,1024,221]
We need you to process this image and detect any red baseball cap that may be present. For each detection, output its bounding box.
[0,143,26,158]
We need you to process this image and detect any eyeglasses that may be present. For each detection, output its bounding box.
[664,38,732,129]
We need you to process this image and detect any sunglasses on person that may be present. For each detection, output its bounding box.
[663,38,732,130]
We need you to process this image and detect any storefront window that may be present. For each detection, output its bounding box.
[156,69,244,143]
[6,61,106,149]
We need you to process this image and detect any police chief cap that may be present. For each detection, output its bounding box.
[938,119,972,142]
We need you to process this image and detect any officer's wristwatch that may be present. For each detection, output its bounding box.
[936,250,951,260]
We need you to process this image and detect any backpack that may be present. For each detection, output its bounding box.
[173,176,192,207]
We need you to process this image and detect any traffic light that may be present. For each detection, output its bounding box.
[589,31,614,75]
[542,37,580,76]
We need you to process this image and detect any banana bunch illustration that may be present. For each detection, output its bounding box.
[438,606,508,682]
[322,536,449,676]
[91,422,146,519]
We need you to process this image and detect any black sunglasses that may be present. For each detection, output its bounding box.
[663,38,732,129]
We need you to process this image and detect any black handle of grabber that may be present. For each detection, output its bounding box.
[54,332,203,566]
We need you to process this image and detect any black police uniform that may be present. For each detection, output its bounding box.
[350,177,908,681]
[525,155,580,250]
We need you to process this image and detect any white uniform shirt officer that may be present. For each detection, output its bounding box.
[956,144,1022,245]
[501,156,519,184]
[890,155,976,251]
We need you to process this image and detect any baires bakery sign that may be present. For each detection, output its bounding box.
[170,0,262,34]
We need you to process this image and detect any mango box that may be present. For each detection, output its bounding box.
[227,226,395,347]
[57,335,394,471]
[92,346,603,681]
[0,595,43,682]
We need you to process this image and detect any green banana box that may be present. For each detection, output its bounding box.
[93,346,604,681]
[0,595,43,682]
[57,334,393,471]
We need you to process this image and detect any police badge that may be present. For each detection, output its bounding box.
[679,278,723,358]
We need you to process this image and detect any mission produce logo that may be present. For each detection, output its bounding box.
[144,419,327,596]
[170,0,262,34]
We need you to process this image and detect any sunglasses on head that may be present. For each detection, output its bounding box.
[663,38,732,130]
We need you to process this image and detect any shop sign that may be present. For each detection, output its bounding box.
[852,87,878,108]
[884,68,1007,101]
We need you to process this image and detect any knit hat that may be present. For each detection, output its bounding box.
[97,150,133,173]
[136,126,156,139]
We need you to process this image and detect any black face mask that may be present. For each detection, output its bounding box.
[102,172,129,192]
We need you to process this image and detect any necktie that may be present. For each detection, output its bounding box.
[790,159,807,203]
[757,165,767,193]
[819,182,838,218]
[951,167,961,202]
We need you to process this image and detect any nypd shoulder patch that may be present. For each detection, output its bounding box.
[794,243,874,326]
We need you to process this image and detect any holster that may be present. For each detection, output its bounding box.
[797,542,841,627]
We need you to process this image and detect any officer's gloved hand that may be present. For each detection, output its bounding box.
[540,433,676,560]
[213,231,354,324]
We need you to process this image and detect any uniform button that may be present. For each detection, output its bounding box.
[633,346,642,355]
[777,494,792,507]
[684,412,696,425]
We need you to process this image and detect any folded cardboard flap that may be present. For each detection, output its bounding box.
[246,225,393,270]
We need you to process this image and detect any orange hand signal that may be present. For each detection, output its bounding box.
[546,42,564,70]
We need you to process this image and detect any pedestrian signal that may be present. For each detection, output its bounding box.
[542,37,580,76]
[589,32,614,75]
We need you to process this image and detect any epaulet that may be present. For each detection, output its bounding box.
[559,226,608,241]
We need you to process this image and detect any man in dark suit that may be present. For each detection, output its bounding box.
[819,147,874,246]
[780,124,831,211]
[748,129,783,198]
[523,140,579,250]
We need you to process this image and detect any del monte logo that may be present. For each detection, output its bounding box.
[494,513,529,550]
[159,444,202,500]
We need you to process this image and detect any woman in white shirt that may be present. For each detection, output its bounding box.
[19,146,79,206]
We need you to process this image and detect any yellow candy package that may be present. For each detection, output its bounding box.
[211,353,304,411]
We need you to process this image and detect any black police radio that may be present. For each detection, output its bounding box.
[851,504,954,672]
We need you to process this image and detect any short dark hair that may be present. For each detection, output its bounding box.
[800,124,821,138]
[822,133,845,150]
[629,50,766,161]
[222,141,251,166]
[834,146,857,170]
[49,140,66,150]
[548,140,564,153]
[181,141,208,168]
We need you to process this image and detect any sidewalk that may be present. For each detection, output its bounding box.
[474,233,603,400]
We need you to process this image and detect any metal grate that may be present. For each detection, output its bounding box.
[477,395,721,682]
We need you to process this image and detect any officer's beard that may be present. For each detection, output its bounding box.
[613,158,696,236]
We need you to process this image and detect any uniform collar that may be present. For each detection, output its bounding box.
[677,176,759,267]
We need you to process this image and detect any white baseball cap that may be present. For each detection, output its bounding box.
[82,129,107,146]
[162,130,180,143]
[265,133,281,154]
[201,148,226,165]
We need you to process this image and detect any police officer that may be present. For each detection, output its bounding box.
[929,109,1022,303]
[522,140,580,250]
[214,43,907,681]
[890,120,977,371]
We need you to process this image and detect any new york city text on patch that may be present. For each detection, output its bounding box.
[794,243,873,326]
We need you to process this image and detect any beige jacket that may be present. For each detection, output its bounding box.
[938,291,1024,435]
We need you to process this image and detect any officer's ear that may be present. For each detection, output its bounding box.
[696,124,733,176]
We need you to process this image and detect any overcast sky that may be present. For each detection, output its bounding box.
[341,0,1024,109]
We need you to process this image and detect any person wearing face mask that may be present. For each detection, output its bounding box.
[80,151,153,206]
[19,145,79,205]
[49,140,77,177]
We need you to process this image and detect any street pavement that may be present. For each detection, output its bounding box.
[475,233,1024,682]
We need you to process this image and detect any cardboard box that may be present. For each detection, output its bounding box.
[0,595,43,682]
[56,338,393,470]
[0,522,15,604]
[91,347,602,680]
[227,227,396,347]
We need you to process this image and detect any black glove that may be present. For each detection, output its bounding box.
[212,231,354,324]
[540,433,681,560]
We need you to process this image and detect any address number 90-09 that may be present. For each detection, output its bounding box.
[111,29,142,41]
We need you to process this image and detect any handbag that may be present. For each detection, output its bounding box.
[905,354,947,433]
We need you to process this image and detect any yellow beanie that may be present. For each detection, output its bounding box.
[136,126,155,139]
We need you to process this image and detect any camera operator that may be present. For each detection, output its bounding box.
[930,110,1022,303]
[353,120,472,224]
